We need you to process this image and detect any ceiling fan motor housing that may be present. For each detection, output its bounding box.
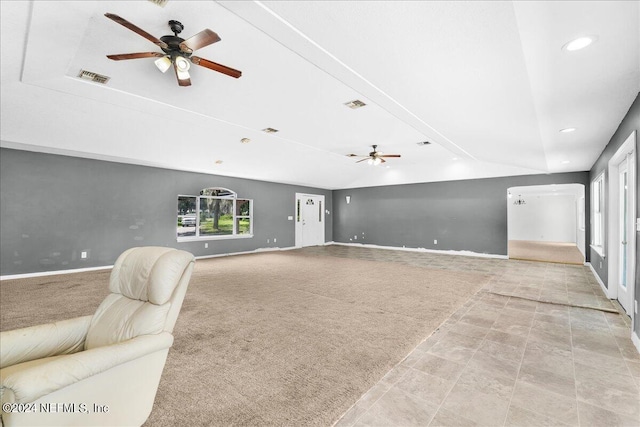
[160,34,191,57]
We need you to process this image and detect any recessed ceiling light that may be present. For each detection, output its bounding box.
[559,127,576,133]
[262,127,279,134]
[344,99,366,109]
[240,138,251,144]
[214,160,223,165]
[562,36,597,52]
[561,160,571,164]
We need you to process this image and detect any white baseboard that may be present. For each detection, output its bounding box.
[1,265,113,281]
[0,246,298,281]
[632,330,640,355]
[585,262,611,298]
[328,241,509,259]
[194,246,297,261]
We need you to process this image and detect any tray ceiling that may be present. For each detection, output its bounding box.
[1,1,638,189]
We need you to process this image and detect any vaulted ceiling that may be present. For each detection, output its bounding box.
[1,1,638,189]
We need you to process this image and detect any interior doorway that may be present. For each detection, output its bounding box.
[607,130,636,318]
[507,184,586,264]
[295,193,325,248]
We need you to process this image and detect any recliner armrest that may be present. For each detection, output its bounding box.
[0,316,93,369]
[1,332,174,404]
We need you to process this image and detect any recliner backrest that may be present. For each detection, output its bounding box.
[84,247,195,350]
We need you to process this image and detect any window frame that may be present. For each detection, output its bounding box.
[590,172,605,257]
[176,190,253,242]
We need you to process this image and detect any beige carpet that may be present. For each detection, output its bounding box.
[0,251,490,426]
[508,240,585,265]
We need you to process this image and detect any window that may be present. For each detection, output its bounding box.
[177,187,253,241]
[591,173,605,255]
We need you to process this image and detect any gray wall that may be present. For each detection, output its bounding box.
[0,148,332,276]
[589,92,640,333]
[333,173,590,258]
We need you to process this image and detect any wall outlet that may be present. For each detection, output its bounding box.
[434,239,437,245]
[274,238,277,243]
[205,243,208,248]
[267,239,270,243]
[287,216,294,221]
[80,251,87,259]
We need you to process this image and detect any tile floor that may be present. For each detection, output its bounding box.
[299,245,640,427]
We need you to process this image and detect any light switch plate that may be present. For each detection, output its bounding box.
[636,218,640,231]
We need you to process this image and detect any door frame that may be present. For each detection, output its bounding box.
[294,193,326,248]
[607,130,636,320]
[506,184,586,260]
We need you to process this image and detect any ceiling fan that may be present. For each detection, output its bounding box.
[347,145,401,165]
[104,13,242,87]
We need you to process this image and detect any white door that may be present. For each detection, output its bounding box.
[295,194,325,247]
[617,156,632,314]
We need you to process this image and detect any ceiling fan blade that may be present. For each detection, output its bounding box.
[104,13,168,49]
[179,29,221,53]
[191,56,242,78]
[380,154,401,158]
[380,158,387,163]
[174,62,191,86]
[106,52,164,61]
[356,158,370,163]
[346,154,364,157]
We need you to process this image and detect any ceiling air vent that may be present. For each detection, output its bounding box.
[344,99,366,109]
[78,70,110,84]
[147,0,168,7]
[416,141,431,146]
[262,127,279,134]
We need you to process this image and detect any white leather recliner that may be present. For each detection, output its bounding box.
[0,247,195,427]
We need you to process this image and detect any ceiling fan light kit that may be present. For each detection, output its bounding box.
[154,56,172,73]
[347,145,401,166]
[104,13,242,86]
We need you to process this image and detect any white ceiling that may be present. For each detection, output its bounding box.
[1,1,638,190]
